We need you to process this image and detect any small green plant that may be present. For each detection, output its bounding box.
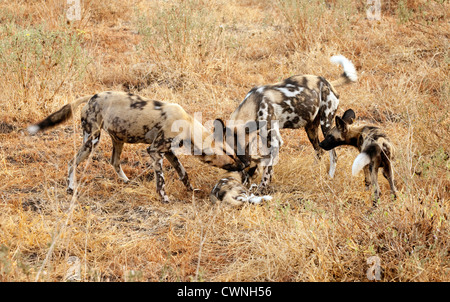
[397,0,414,23]
[0,245,11,279]
[125,269,143,282]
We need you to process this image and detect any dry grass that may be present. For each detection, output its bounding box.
[0,0,449,282]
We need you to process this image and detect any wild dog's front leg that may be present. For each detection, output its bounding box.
[147,148,169,203]
[165,150,193,191]
[305,122,324,160]
[382,161,397,199]
[256,124,281,194]
[257,165,273,194]
[306,122,338,178]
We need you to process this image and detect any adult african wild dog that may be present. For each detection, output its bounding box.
[319,109,397,206]
[210,171,272,207]
[214,55,357,193]
[27,91,247,203]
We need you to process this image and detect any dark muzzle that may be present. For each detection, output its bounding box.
[319,140,332,151]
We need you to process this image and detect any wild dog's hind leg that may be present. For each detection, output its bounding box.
[363,165,371,191]
[368,161,381,206]
[257,123,282,194]
[110,139,129,183]
[382,160,397,199]
[305,121,323,161]
[67,129,101,194]
[165,150,193,191]
[147,148,169,203]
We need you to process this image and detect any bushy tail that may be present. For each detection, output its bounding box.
[352,144,381,176]
[330,55,358,87]
[352,153,371,176]
[27,95,93,134]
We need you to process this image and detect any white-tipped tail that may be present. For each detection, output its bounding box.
[330,55,358,82]
[352,153,371,176]
[27,125,40,135]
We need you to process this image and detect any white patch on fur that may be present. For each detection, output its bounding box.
[236,196,246,202]
[117,167,129,182]
[249,183,258,191]
[352,152,371,176]
[27,125,40,135]
[276,86,304,98]
[247,194,272,204]
[330,55,358,82]
[256,86,265,94]
[92,137,99,145]
[323,92,339,127]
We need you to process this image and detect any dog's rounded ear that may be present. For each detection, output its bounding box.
[342,109,356,125]
[335,116,347,132]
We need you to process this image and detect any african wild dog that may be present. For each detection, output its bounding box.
[214,55,357,193]
[210,171,272,207]
[319,109,397,206]
[27,91,247,203]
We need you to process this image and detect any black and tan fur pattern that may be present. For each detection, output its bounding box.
[210,171,272,207]
[216,55,357,193]
[28,91,247,203]
[319,109,397,206]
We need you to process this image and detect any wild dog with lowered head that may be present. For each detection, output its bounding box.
[214,55,357,193]
[319,109,397,206]
[210,171,272,207]
[27,91,247,203]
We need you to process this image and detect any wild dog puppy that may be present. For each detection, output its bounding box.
[214,55,357,193]
[27,91,247,203]
[210,171,272,207]
[319,109,397,206]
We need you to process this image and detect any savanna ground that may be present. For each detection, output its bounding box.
[0,0,448,282]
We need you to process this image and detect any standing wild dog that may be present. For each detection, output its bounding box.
[27,91,247,203]
[214,55,357,193]
[210,171,272,207]
[319,109,397,206]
